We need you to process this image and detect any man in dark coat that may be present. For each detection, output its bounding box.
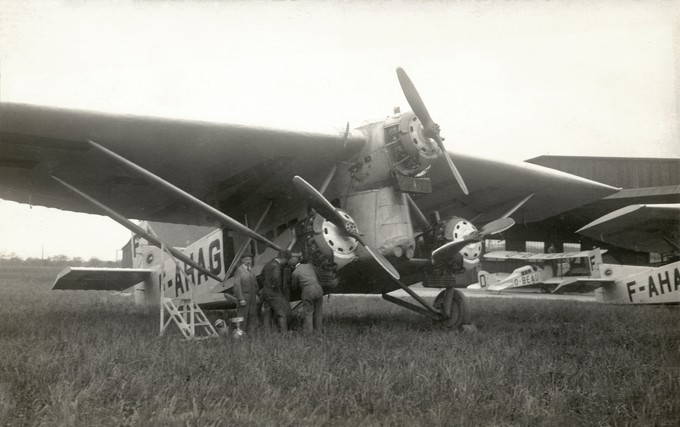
[261,250,293,332]
[233,253,259,333]
[290,256,324,334]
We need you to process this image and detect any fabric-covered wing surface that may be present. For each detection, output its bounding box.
[483,250,602,261]
[0,103,364,225]
[414,151,620,225]
[577,203,680,254]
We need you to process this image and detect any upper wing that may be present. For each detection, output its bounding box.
[0,102,364,225]
[1,102,617,228]
[414,151,620,224]
[577,204,680,254]
[483,250,600,261]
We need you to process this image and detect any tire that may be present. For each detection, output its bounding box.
[434,288,470,329]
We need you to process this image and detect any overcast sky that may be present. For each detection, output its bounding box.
[1,0,678,260]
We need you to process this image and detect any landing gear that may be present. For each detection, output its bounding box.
[434,288,470,329]
[381,281,472,331]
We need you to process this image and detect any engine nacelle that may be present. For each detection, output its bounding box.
[438,217,482,272]
[386,111,441,177]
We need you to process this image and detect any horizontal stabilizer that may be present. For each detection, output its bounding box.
[53,267,153,291]
[552,279,613,294]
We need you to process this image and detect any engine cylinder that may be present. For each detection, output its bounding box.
[385,112,441,177]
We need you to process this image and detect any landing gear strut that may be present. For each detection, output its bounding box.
[381,279,471,330]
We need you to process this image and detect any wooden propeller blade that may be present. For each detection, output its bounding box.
[480,217,515,236]
[396,67,434,129]
[432,239,477,263]
[431,218,514,263]
[363,245,401,280]
[292,175,345,229]
[435,135,469,195]
[397,67,469,195]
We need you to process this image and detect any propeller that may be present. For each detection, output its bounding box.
[431,238,478,263]
[292,175,400,280]
[463,217,515,241]
[431,217,515,263]
[396,67,469,195]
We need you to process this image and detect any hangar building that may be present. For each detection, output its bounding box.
[500,155,680,265]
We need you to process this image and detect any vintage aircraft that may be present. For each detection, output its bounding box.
[577,203,680,255]
[0,68,620,329]
[470,249,680,304]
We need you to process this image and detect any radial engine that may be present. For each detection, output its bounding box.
[384,111,442,179]
[421,216,483,275]
[297,209,359,292]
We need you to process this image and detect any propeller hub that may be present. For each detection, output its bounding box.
[344,220,358,236]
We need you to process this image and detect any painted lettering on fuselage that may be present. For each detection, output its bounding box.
[512,272,541,287]
[625,265,680,303]
[157,230,224,297]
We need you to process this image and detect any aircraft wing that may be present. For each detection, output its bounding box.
[0,102,365,225]
[483,250,599,261]
[53,267,152,291]
[1,102,617,228]
[552,278,614,294]
[577,204,680,254]
[415,151,620,225]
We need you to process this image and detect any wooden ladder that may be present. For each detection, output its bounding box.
[145,227,218,340]
[161,297,219,340]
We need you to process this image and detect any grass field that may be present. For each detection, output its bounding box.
[0,266,678,426]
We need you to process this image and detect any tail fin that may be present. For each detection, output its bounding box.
[468,270,497,290]
[588,249,604,278]
[129,221,163,269]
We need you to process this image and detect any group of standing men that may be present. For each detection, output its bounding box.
[231,250,324,334]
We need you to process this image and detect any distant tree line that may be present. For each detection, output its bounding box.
[0,254,121,268]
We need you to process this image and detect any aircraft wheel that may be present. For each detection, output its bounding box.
[434,288,470,329]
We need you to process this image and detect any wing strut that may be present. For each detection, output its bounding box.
[319,164,338,195]
[88,140,283,252]
[224,201,273,280]
[50,175,232,295]
[405,194,430,230]
[500,193,534,219]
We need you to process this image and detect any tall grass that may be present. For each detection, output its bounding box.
[0,266,678,426]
